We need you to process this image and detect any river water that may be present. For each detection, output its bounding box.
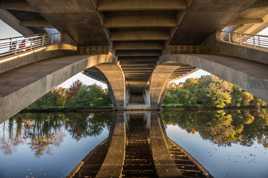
[0,109,267,178]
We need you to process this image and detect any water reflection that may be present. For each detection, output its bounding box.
[0,112,114,178]
[161,109,268,178]
[1,109,268,178]
[162,109,268,147]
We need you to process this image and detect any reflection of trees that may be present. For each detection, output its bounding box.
[64,112,114,140]
[161,109,268,147]
[0,112,114,156]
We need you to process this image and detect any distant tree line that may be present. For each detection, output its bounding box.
[29,76,267,109]
[28,80,112,109]
[163,75,267,108]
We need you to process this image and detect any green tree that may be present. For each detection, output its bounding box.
[66,84,111,107]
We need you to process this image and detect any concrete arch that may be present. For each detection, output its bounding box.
[149,64,196,106]
[0,53,115,123]
[86,63,126,108]
[159,54,268,102]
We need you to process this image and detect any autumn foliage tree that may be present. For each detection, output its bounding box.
[164,75,266,108]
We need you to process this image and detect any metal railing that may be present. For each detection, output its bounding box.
[0,33,61,57]
[220,31,268,50]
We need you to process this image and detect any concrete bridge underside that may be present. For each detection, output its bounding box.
[0,49,114,123]
[0,0,268,121]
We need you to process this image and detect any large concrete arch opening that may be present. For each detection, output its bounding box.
[0,53,115,123]
[149,64,196,107]
[84,63,126,109]
[155,54,268,106]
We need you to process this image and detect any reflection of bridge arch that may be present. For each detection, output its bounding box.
[158,54,268,103]
[69,112,212,178]
[84,63,126,108]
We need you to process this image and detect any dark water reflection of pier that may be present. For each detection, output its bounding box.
[0,109,268,178]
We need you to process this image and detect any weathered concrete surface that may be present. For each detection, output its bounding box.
[150,65,179,106]
[0,44,77,74]
[96,113,125,178]
[233,1,268,35]
[150,114,182,178]
[95,64,126,108]
[0,54,113,123]
[98,0,187,11]
[1,0,267,111]
[26,0,109,45]
[160,54,268,102]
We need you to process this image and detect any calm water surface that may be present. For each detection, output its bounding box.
[0,112,114,178]
[0,109,268,178]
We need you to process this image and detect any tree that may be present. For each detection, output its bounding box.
[65,84,111,108]
[28,81,112,109]
[163,75,266,108]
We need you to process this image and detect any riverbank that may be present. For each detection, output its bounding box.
[21,107,115,113]
[21,105,268,113]
[161,105,268,111]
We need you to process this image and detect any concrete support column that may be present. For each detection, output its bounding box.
[94,64,126,110]
[149,65,179,108]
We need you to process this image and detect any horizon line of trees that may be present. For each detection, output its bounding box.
[28,75,267,109]
[163,75,267,108]
[28,80,112,109]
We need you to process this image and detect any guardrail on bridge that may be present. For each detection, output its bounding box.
[0,33,61,57]
[219,31,268,50]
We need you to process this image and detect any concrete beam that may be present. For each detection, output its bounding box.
[231,17,264,25]
[0,53,114,122]
[0,1,36,12]
[121,63,155,67]
[114,42,163,50]
[125,74,149,78]
[123,67,154,70]
[111,30,169,41]
[0,44,77,75]
[124,71,153,74]
[116,50,161,57]
[127,81,147,87]
[119,58,158,64]
[20,19,53,28]
[98,0,187,11]
[104,14,177,28]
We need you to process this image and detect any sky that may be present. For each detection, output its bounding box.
[0,20,21,38]
[1,19,267,88]
[258,27,268,35]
